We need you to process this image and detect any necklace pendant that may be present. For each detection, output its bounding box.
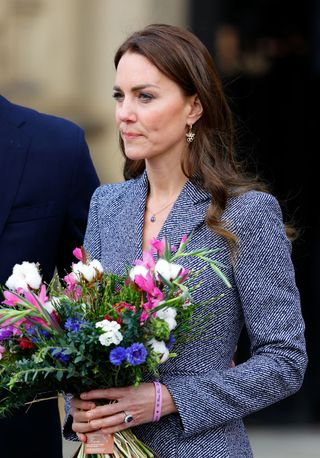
[150,215,156,223]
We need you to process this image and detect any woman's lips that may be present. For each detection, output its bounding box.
[122,131,141,140]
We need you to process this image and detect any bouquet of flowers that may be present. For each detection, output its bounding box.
[0,235,230,458]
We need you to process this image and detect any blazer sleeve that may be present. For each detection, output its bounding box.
[55,128,99,277]
[161,193,307,436]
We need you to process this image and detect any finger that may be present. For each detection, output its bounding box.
[76,433,87,443]
[80,387,128,401]
[72,419,97,434]
[90,411,131,431]
[100,414,138,435]
[71,407,95,423]
[71,397,96,410]
[86,402,126,420]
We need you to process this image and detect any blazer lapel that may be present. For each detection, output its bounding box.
[0,118,31,236]
[112,171,149,266]
[158,178,211,249]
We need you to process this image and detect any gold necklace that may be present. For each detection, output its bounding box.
[145,199,176,223]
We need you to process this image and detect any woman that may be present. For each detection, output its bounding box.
[67,24,307,457]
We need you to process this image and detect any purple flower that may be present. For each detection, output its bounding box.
[126,343,147,366]
[109,346,127,366]
[51,348,70,363]
[65,318,86,332]
[0,326,14,340]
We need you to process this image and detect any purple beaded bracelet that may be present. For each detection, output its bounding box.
[152,380,162,422]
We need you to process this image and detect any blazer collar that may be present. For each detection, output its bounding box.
[0,98,30,236]
[124,170,211,260]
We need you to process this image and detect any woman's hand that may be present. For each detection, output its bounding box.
[70,382,177,440]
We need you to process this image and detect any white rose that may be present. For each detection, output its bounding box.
[156,307,177,331]
[154,259,183,282]
[148,338,169,363]
[129,265,149,282]
[5,261,42,291]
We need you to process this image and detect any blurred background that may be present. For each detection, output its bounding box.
[1,0,319,456]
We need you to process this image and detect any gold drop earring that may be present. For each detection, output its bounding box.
[186,124,195,143]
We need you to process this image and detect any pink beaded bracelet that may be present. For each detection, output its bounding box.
[152,380,162,422]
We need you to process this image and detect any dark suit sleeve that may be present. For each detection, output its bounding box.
[55,128,99,277]
[161,194,307,436]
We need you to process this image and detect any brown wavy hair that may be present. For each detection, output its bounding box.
[114,24,293,244]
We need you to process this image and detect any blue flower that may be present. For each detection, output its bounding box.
[51,348,70,363]
[65,317,86,332]
[26,326,51,343]
[166,334,176,349]
[126,343,147,366]
[109,346,127,366]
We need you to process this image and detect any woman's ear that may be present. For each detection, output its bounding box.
[187,95,203,125]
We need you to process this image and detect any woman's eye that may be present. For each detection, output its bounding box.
[139,92,154,102]
[112,91,123,101]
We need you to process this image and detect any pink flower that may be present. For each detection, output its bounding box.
[134,271,156,295]
[73,247,83,261]
[23,285,48,313]
[25,316,50,330]
[139,288,164,324]
[64,274,82,300]
[150,238,166,257]
[64,272,77,291]
[176,267,189,283]
[152,287,164,301]
[140,300,155,323]
[140,310,149,323]
[2,290,25,307]
[0,316,25,331]
[135,250,156,270]
[179,234,188,247]
[0,345,6,359]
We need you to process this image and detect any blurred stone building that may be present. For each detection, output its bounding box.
[0,0,189,183]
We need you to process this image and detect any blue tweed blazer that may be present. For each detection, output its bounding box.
[66,171,307,458]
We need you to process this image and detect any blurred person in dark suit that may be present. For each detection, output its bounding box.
[0,94,100,458]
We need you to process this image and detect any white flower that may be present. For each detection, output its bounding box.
[80,303,88,312]
[95,320,123,347]
[72,259,103,282]
[43,297,60,314]
[129,265,149,282]
[148,338,169,363]
[154,259,183,282]
[90,259,103,274]
[156,307,177,331]
[5,261,42,291]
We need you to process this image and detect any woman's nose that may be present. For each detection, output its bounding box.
[117,99,136,122]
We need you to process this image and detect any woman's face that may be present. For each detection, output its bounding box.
[113,52,196,165]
